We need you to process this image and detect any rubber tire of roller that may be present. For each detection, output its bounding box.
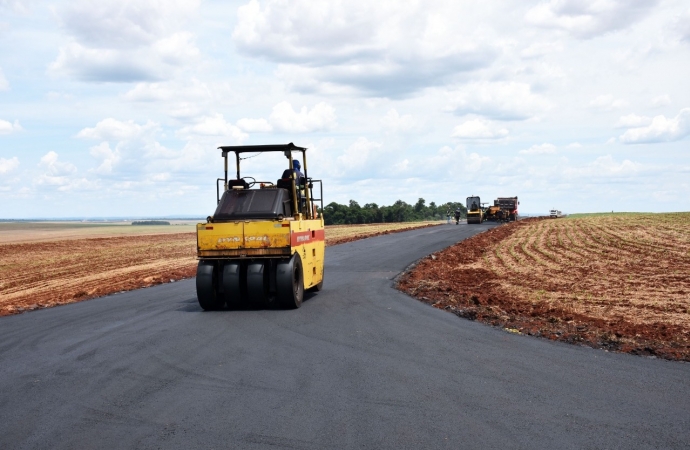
[277,254,304,309]
[196,260,224,310]
[247,261,273,308]
[222,262,243,308]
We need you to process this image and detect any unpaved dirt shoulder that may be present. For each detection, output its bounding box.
[397,217,690,362]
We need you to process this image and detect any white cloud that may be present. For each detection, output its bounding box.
[335,137,382,174]
[233,0,498,97]
[380,109,421,134]
[615,113,651,128]
[46,91,72,101]
[123,79,211,102]
[176,114,247,142]
[452,119,508,140]
[0,1,33,15]
[0,156,19,174]
[236,118,272,133]
[49,39,199,82]
[89,142,120,174]
[151,32,200,65]
[269,101,336,133]
[620,108,690,144]
[525,0,659,39]
[35,151,95,192]
[122,79,215,120]
[423,145,493,177]
[445,81,550,120]
[677,9,690,42]
[76,118,158,141]
[0,119,23,134]
[589,94,628,111]
[520,143,557,155]
[393,158,409,173]
[520,41,564,59]
[563,155,642,178]
[650,94,671,108]
[59,0,199,49]
[232,102,338,135]
[51,0,201,82]
[0,67,8,90]
[39,151,76,175]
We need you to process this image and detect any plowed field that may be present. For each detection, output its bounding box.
[398,214,690,361]
[0,221,439,316]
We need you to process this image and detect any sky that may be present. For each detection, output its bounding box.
[0,0,689,218]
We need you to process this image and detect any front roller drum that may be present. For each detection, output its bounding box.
[196,260,225,310]
[276,254,304,309]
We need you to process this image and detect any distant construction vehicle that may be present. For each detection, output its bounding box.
[195,143,324,310]
[550,209,564,218]
[484,202,505,222]
[466,195,484,224]
[496,197,519,222]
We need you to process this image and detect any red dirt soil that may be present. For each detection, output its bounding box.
[397,217,690,362]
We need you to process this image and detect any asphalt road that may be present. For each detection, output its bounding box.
[1,223,688,449]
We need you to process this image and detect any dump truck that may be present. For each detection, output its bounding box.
[466,195,484,224]
[195,143,324,310]
[496,196,519,221]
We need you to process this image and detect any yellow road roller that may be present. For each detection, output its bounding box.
[196,143,324,310]
[466,195,484,224]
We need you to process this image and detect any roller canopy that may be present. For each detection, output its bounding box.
[218,143,307,154]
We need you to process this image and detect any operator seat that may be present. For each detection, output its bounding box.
[228,179,249,189]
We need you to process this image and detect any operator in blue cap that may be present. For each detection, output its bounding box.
[282,159,304,180]
[281,159,306,213]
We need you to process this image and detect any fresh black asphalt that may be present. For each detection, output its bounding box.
[1,223,688,449]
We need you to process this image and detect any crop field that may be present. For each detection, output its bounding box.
[0,221,439,316]
[398,213,690,361]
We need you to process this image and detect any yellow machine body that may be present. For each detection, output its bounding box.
[196,218,325,290]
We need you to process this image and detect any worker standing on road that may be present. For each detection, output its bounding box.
[454,209,461,225]
[446,209,452,224]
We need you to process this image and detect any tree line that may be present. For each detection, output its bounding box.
[131,220,170,226]
[321,199,467,225]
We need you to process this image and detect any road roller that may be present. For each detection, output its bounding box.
[196,143,324,310]
[466,195,484,224]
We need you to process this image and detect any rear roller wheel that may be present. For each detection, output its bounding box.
[196,260,224,310]
[247,261,273,308]
[277,254,304,309]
